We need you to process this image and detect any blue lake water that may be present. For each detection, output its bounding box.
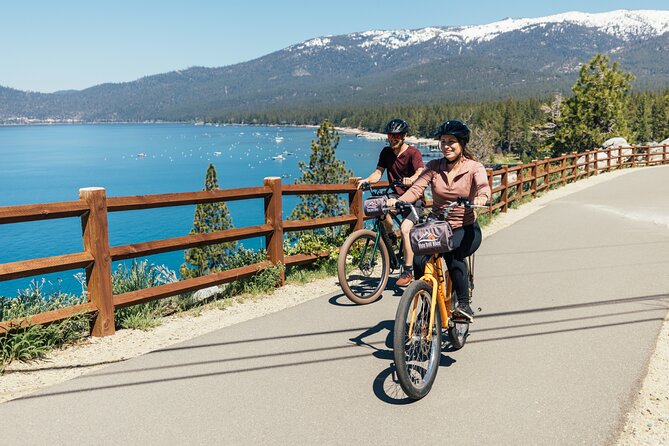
[0,123,393,296]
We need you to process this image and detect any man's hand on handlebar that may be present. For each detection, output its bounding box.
[402,177,414,186]
[356,179,370,190]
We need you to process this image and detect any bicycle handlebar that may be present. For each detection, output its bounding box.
[386,197,489,222]
[359,180,407,195]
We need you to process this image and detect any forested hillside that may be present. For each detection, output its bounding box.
[1,11,668,122]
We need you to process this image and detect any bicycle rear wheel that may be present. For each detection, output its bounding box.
[448,289,470,350]
[337,229,390,304]
[393,280,442,400]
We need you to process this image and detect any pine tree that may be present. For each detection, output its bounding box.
[654,90,669,141]
[180,164,235,279]
[633,93,654,144]
[289,120,353,238]
[551,54,634,154]
[530,93,564,157]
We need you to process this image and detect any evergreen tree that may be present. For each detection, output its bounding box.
[655,90,669,141]
[289,120,353,238]
[551,54,634,154]
[633,93,654,144]
[180,164,235,279]
[531,93,564,157]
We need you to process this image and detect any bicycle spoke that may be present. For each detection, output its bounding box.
[402,291,436,386]
[342,235,386,299]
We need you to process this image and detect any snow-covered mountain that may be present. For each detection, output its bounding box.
[315,9,669,50]
[2,9,669,121]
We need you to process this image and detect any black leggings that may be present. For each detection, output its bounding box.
[413,221,482,304]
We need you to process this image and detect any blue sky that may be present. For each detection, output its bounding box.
[2,0,667,93]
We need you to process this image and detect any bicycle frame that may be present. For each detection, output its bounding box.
[363,213,404,271]
[408,254,473,341]
[357,180,408,272]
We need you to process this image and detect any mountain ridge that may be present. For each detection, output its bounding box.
[1,9,668,122]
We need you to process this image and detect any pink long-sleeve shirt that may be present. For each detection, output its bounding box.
[398,157,491,229]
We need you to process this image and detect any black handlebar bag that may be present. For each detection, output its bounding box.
[363,196,387,217]
[409,220,454,256]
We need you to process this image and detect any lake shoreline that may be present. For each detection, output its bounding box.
[0,120,438,147]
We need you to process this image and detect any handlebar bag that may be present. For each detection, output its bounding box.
[409,219,454,256]
[363,196,387,217]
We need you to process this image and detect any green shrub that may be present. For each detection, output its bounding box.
[0,280,90,373]
[219,247,284,297]
[284,232,344,261]
[286,258,338,285]
[283,231,342,284]
[112,260,184,330]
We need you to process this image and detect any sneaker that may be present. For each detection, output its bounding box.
[396,270,413,287]
[454,302,474,322]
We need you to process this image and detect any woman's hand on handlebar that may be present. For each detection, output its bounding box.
[473,195,488,207]
[402,177,414,186]
[386,197,398,208]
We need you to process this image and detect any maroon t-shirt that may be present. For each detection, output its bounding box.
[377,145,424,194]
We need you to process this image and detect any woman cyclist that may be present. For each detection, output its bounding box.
[386,120,490,321]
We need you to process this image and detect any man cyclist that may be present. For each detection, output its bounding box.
[356,118,425,286]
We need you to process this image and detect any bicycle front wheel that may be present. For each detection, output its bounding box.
[337,229,390,304]
[393,280,442,400]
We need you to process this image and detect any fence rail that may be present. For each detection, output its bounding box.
[1,144,667,335]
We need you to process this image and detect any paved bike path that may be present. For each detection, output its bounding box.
[2,166,669,445]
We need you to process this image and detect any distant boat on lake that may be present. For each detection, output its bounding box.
[272,154,285,161]
[137,152,147,157]
[275,136,285,143]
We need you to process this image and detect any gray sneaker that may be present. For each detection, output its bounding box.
[454,303,474,322]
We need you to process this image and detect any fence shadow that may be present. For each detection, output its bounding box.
[11,292,668,402]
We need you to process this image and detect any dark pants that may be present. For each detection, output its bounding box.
[413,221,482,304]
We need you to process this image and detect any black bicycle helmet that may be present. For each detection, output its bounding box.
[384,118,409,135]
[434,120,470,145]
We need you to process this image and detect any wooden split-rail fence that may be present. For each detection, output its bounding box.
[1,144,667,336]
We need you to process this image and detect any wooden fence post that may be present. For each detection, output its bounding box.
[593,149,599,175]
[517,163,524,201]
[663,145,667,164]
[561,155,567,185]
[264,177,284,286]
[606,148,611,172]
[79,187,115,337]
[486,169,493,217]
[530,160,537,197]
[646,145,651,166]
[348,177,363,232]
[501,166,509,213]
